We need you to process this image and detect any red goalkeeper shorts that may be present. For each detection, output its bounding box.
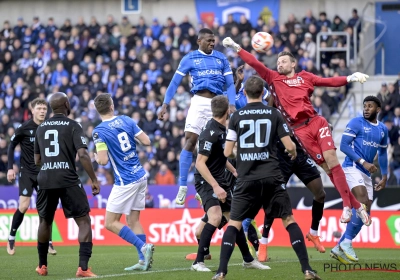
[293,116,336,165]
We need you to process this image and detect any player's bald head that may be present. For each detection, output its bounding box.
[49,92,68,111]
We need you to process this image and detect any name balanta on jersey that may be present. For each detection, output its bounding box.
[41,161,70,170]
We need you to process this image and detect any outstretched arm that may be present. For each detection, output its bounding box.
[163,73,185,105]
[222,37,278,84]
[312,72,369,87]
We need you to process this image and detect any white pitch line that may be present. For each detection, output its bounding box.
[64,257,398,280]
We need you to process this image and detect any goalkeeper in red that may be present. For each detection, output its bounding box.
[222,37,371,226]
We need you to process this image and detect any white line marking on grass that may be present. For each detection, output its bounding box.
[64,258,397,280]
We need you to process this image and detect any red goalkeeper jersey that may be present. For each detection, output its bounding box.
[238,49,348,126]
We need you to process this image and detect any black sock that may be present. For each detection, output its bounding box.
[79,242,93,271]
[10,209,25,237]
[195,223,216,264]
[311,200,324,232]
[247,224,259,251]
[286,223,312,272]
[262,215,274,238]
[38,241,49,267]
[236,227,254,263]
[217,226,237,275]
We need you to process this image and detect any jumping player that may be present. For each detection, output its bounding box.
[158,28,236,206]
[331,96,388,264]
[6,98,57,256]
[222,37,371,226]
[213,76,320,280]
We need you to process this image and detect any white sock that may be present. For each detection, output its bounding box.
[309,229,318,236]
[9,236,15,241]
[49,241,52,244]
[342,238,352,244]
[179,186,188,190]
[260,237,268,244]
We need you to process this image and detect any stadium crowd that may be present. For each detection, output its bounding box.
[0,9,399,186]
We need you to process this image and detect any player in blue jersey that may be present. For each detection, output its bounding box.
[92,93,155,271]
[331,96,388,264]
[157,28,236,205]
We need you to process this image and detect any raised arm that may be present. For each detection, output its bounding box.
[222,37,278,84]
[312,72,369,87]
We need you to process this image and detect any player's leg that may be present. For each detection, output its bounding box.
[213,180,268,279]
[337,168,372,262]
[192,181,227,271]
[176,97,211,205]
[7,196,30,255]
[294,119,370,225]
[192,205,221,272]
[185,216,209,261]
[243,219,260,257]
[35,189,60,276]
[321,150,370,225]
[267,175,320,279]
[7,172,35,255]
[176,131,198,204]
[258,214,273,262]
[304,177,326,253]
[61,185,96,277]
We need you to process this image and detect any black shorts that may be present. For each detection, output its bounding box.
[19,172,38,197]
[195,176,231,213]
[230,176,293,221]
[36,184,90,223]
[277,140,320,185]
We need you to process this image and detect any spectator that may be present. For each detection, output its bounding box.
[238,15,252,35]
[313,96,331,121]
[179,15,193,36]
[316,12,331,31]
[347,9,361,33]
[331,15,346,32]
[302,9,317,27]
[119,16,131,37]
[145,189,154,208]
[285,13,299,34]
[155,164,176,185]
[166,150,179,177]
[300,33,316,59]
[392,107,400,128]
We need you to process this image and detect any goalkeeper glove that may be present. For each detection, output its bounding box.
[222,37,241,52]
[347,72,369,84]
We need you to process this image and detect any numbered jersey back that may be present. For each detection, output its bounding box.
[34,115,87,189]
[227,103,290,181]
[93,115,146,186]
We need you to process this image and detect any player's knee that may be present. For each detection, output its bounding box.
[18,204,29,213]
[315,190,326,203]
[282,215,296,228]
[184,135,198,151]
[207,213,222,227]
[365,200,372,212]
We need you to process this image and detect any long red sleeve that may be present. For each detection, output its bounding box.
[313,76,348,87]
[237,49,278,84]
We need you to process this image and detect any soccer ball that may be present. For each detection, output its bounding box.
[251,32,274,53]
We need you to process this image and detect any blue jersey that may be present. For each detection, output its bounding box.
[164,50,236,105]
[234,83,270,110]
[341,117,388,176]
[93,115,146,186]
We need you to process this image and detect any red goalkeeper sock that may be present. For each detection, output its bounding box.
[329,165,355,208]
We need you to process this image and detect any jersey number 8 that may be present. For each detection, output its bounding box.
[239,119,271,148]
[118,132,131,152]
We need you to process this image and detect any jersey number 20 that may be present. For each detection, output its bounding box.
[118,132,131,152]
[239,119,271,148]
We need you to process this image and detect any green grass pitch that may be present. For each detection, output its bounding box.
[1,246,399,279]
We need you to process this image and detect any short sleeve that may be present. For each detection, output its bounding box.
[197,130,218,157]
[73,123,88,150]
[227,112,238,141]
[10,124,24,144]
[276,111,290,138]
[176,54,191,76]
[131,118,143,137]
[93,129,108,151]
[343,118,360,138]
